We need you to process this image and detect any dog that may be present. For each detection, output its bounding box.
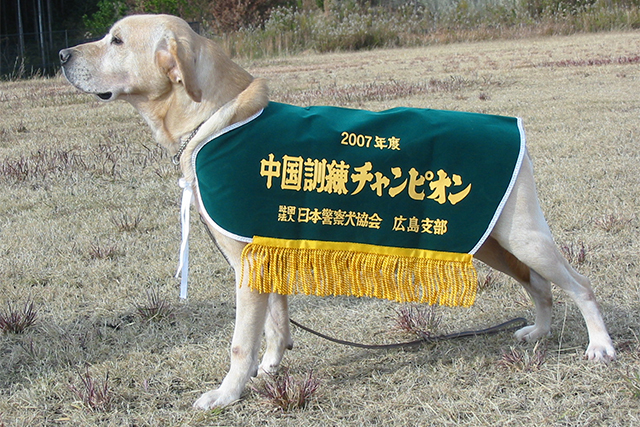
[59,14,616,409]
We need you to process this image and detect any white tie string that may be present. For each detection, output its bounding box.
[176,178,193,299]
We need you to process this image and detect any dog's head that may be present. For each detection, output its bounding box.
[60,14,261,155]
[60,14,202,104]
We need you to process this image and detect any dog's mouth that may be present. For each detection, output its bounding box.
[97,92,113,100]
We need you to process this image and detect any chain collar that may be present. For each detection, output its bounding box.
[172,122,204,166]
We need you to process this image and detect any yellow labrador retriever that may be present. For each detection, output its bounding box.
[60,14,615,409]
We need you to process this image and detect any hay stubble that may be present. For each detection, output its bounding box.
[1,31,639,426]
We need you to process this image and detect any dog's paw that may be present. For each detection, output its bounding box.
[193,389,239,410]
[585,341,616,363]
[514,324,550,342]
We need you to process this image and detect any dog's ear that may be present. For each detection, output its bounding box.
[155,32,202,102]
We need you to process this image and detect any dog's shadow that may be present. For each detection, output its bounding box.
[324,332,513,383]
[0,298,235,389]
[308,299,630,386]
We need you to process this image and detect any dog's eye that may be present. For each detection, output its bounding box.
[111,36,123,46]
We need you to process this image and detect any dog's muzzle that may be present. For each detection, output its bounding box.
[59,49,114,101]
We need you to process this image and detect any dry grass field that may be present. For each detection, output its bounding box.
[1,31,640,426]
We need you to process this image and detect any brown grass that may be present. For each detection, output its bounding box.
[394,304,442,339]
[136,288,175,322]
[0,300,38,334]
[498,342,547,372]
[68,368,114,412]
[250,368,321,412]
[1,31,640,426]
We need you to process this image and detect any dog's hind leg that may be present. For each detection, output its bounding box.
[511,240,615,361]
[475,236,553,343]
[259,293,294,375]
[193,267,270,409]
[488,155,615,362]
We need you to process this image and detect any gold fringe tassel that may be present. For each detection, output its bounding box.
[241,237,477,307]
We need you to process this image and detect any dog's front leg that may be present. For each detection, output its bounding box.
[193,277,269,409]
[259,293,294,375]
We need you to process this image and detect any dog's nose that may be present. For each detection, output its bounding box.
[59,48,72,65]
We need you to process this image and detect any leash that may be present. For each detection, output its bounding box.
[289,317,528,350]
[194,208,528,349]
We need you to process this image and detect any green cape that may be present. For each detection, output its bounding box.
[192,102,525,306]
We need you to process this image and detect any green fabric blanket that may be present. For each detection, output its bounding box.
[192,102,525,306]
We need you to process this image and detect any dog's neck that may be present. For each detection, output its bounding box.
[130,51,257,158]
[131,84,244,154]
